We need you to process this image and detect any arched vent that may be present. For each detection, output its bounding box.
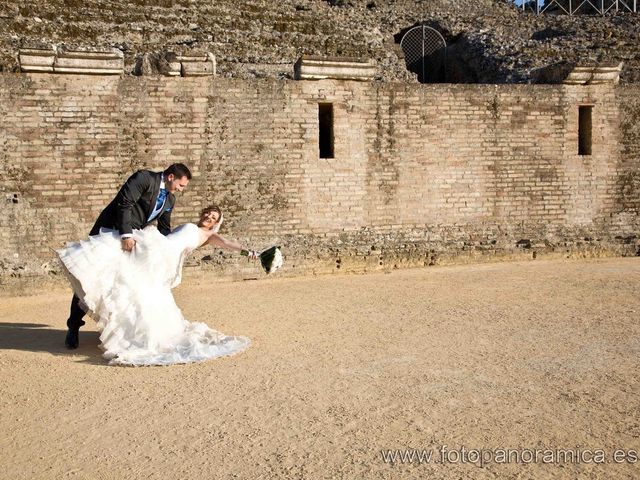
[400,25,447,83]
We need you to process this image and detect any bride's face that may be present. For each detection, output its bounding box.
[199,210,220,230]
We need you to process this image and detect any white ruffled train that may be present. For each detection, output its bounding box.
[57,224,250,366]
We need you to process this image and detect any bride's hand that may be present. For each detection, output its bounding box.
[212,213,223,234]
[241,249,260,261]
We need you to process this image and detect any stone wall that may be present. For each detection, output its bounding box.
[0,73,638,291]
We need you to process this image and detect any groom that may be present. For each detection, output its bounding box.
[64,163,192,349]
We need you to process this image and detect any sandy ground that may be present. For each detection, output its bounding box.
[1,258,639,480]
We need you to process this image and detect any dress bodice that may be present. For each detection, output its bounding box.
[167,223,201,253]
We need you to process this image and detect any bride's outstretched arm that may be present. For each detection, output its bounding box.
[205,233,247,253]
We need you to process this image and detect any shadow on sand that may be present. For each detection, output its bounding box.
[0,322,107,366]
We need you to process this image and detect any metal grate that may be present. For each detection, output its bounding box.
[400,26,447,83]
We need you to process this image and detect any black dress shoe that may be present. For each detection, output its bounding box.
[65,328,79,349]
[64,319,85,349]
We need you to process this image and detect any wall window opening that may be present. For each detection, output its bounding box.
[578,105,593,156]
[319,103,334,159]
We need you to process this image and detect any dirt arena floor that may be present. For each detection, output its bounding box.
[1,257,639,479]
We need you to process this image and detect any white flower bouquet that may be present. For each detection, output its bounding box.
[241,246,283,274]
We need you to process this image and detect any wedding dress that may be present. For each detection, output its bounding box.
[57,223,250,366]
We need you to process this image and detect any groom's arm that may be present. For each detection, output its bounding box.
[115,170,152,236]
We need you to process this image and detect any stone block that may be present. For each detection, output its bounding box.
[19,46,124,75]
[294,56,376,81]
[19,47,56,73]
[165,62,182,76]
[563,62,623,85]
[179,53,216,77]
[54,48,124,74]
[161,52,216,77]
[54,47,124,75]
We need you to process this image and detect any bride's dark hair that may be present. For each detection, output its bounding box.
[198,205,222,230]
[201,205,222,218]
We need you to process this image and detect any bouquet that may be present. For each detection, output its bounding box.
[241,246,283,274]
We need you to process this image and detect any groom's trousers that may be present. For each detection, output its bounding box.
[66,221,103,330]
[67,294,86,329]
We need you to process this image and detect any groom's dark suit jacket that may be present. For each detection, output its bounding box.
[90,170,175,237]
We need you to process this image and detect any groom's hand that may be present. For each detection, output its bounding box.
[121,238,136,252]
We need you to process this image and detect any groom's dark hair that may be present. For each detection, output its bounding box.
[164,163,192,180]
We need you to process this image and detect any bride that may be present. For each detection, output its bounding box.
[57,205,255,366]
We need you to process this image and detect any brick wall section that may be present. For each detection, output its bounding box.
[615,86,640,234]
[0,74,638,289]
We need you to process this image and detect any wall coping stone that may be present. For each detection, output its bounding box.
[564,62,624,85]
[294,55,376,81]
[162,51,216,77]
[19,46,124,75]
